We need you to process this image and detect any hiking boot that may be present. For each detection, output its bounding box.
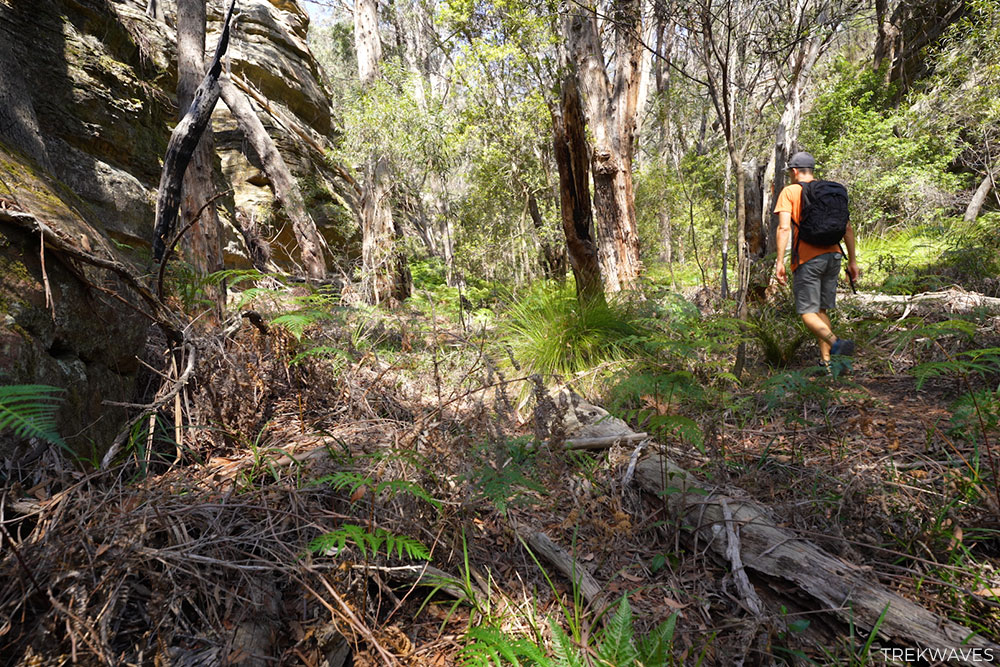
[816,360,832,376]
[830,338,855,356]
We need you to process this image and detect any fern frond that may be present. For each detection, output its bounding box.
[375,479,443,510]
[638,613,677,666]
[271,309,334,339]
[309,524,430,561]
[598,596,638,666]
[0,384,65,446]
[311,471,369,493]
[549,620,584,667]
[461,626,547,666]
[289,345,353,366]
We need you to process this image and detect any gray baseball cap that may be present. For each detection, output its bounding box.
[786,151,816,169]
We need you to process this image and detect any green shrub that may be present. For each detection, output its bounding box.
[501,283,644,380]
[801,57,962,231]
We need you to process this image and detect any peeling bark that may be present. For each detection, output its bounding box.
[564,0,643,294]
[552,75,604,303]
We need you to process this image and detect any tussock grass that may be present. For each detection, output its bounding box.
[501,283,645,380]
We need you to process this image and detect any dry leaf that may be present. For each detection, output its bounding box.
[663,596,688,609]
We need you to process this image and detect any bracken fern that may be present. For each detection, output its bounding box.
[0,384,65,447]
[309,524,430,561]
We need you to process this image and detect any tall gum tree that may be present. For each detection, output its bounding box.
[760,0,856,256]
[355,0,411,304]
[563,0,644,294]
[177,0,224,307]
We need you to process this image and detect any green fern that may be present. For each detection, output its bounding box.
[270,309,334,339]
[911,346,1000,389]
[597,597,639,665]
[458,598,677,667]
[289,345,353,366]
[0,384,65,447]
[461,626,550,666]
[638,613,678,666]
[549,620,585,667]
[312,470,369,491]
[312,471,442,510]
[309,524,430,561]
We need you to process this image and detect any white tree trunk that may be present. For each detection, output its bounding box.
[964,170,995,223]
[354,0,382,86]
[762,33,826,254]
[355,0,409,303]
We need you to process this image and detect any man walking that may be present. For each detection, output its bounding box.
[774,151,860,366]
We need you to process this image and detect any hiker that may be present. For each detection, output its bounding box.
[774,151,860,366]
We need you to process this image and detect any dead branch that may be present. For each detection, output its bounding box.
[519,530,603,607]
[0,209,183,342]
[562,432,649,450]
[151,0,236,260]
[557,389,1000,658]
[843,287,1000,319]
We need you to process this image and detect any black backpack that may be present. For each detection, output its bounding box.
[796,180,849,249]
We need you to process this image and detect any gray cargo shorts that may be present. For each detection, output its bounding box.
[793,252,842,314]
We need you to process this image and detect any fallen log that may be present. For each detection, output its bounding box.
[519,530,603,607]
[842,287,1000,319]
[555,391,1000,662]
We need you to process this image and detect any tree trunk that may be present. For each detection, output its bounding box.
[528,191,567,281]
[355,0,409,304]
[657,208,672,264]
[762,34,825,254]
[219,79,327,279]
[177,0,223,306]
[355,0,382,85]
[552,75,604,303]
[565,0,643,294]
[721,160,731,299]
[743,158,764,258]
[177,0,221,264]
[361,157,408,304]
[732,149,748,315]
[964,171,995,223]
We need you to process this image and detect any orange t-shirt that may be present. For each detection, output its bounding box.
[774,183,841,271]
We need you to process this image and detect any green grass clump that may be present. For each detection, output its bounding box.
[501,283,644,380]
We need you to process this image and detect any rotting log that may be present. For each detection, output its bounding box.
[520,530,603,607]
[842,288,1000,319]
[633,455,1000,659]
[555,391,1000,661]
[152,0,236,261]
[219,78,329,279]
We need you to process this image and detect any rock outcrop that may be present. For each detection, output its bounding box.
[0,0,346,458]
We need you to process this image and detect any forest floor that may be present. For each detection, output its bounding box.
[2,286,1000,666]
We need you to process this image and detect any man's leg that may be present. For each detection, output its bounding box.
[801,311,836,362]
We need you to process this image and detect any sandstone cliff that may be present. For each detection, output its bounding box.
[0,0,346,457]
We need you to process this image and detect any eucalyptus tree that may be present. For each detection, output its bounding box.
[562,0,645,294]
[355,0,412,304]
[759,0,864,256]
[677,0,781,312]
[177,0,224,306]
